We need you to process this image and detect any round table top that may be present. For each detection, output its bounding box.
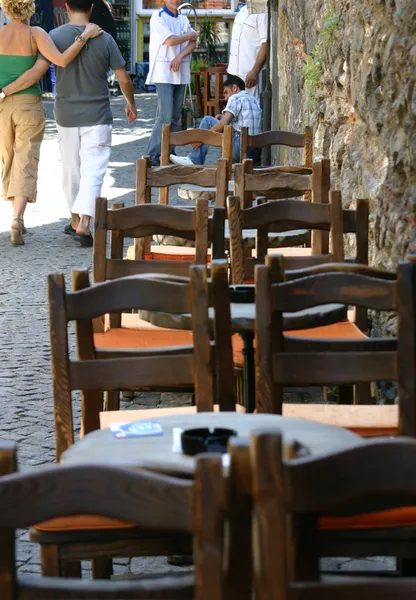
[138,302,347,334]
[62,412,362,477]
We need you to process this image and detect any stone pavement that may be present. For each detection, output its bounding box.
[0,94,394,577]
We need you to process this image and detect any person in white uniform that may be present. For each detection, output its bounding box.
[146,0,198,166]
[228,2,267,99]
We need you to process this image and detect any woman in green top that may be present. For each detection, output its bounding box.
[0,0,102,245]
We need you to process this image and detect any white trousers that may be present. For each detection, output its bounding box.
[57,123,112,218]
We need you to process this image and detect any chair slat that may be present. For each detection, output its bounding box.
[148,165,218,188]
[271,271,397,312]
[272,351,397,385]
[70,353,194,391]
[0,465,193,532]
[242,200,330,231]
[107,203,196,232]
[66,275,192,321]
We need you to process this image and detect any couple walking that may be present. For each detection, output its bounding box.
[0,0,136,246]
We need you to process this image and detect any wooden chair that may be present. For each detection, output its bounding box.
[228,191,372,403]
[234,159,320,210]
[131,158,228,263]
[158,125,233,206]
[250,431,416,596]
[31,263,234,577]
[240,126,313,196]
[200,65,227,117]
[255,258,415,419]
[0,441,224,599]
[227,191,349,285]
[161,123,233,179]
[94,196,225,281]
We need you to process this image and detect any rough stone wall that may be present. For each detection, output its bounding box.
[272,0,416,286]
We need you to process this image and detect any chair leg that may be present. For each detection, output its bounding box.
[104,391,120,411]
[40,544,61,576]
[354,382,372,404]
[92,557,113,579]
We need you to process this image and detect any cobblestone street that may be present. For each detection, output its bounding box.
[0,94,394,577]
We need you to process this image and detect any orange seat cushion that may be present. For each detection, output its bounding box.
[232,322,367,368]
[286,321,368,340]
[320,507,416,531]
[36,515,134,531]
[94,328,193,349]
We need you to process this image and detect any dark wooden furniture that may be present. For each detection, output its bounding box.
[255,258,415,419]
[234,159,316,210]
[93,197,226,407]
[31,264,234,578]
[50,264,234,461]
[250,431,416,594]
[0,441,224,599]
[135,155,229,207]
[227,191,346,284]
[62,411,362,475]
[94,196,225,282]
[240,126,313,199]
[200,65,227,117]
[161,123,233,181]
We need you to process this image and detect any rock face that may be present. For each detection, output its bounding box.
[271,0,416,276]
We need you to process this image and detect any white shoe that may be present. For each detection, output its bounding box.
[170,154,194,166]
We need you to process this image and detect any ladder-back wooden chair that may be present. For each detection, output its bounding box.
[159,128,233,204]
[94,197,225,283]
[0,441,224,599]
[227,191,349,285]
[132,158,228,262]
[32,263,234,578]
[255,258,415,419]
[233,158,330,252]
[228,191,366,403]
[250,431,416,592]
[200,65,227,117]
[240,126,313,197]
[93,197,227,407]
[51,264,235,460]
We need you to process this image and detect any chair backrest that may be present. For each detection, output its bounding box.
[239,127,314,201]
[254,258,416,423]
[227,191,345,285]
[158,125,233,206]
[161,123,233,177]
[250,431,416,599]
[0,442,224,600]
[48,261,235,460]
[94,197,225,284]
[234,159,317,210]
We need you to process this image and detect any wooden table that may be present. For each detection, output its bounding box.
[62,412,364,477]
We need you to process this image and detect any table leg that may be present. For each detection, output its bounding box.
[241,332,256,413]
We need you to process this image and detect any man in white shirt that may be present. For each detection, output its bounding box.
[228,3,267,99]
[146,0,198,165]
[170,75,261,166]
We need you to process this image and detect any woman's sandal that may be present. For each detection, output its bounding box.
[10,217,25,246]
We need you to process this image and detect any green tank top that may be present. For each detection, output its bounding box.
[0,55,41,96]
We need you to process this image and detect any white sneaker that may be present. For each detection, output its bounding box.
[170,154,194,166]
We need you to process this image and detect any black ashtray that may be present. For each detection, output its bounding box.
[181,428,237,456]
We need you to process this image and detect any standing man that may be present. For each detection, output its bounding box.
[49,0,137,246]
[145,0,198,166]
[228,1,267,99]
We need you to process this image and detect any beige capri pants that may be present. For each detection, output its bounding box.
[0,94,45,202]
